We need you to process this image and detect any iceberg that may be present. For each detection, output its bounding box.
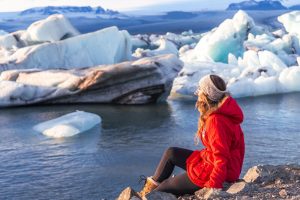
[278,11,300,36]
[0,34,18,49]
[0,26,132,71]
[170,10,300,99]
[187,10,255,63]
[0,14,79,51]
[131,31,202,51]
[171,58,300,99]
[21,14,80,43]
[33,111,101,138]
[278,11,300,54]
[133,38,178,58]
[0,54,182,107]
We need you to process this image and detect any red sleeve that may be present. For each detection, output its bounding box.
[204,116,230,188]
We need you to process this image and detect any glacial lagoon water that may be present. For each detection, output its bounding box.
[1,93,300,199]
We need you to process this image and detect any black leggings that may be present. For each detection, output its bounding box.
[152,147,200,196]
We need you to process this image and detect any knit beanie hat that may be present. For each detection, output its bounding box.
[196,75,227,102]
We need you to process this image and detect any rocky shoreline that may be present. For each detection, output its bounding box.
[117,164,300,200]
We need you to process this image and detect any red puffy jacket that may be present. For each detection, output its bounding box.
[186,96,245,189]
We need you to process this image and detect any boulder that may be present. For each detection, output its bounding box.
[195,188,229,200]
[117,187,139,200]
[226,181,249,194]
[243,165,295,184]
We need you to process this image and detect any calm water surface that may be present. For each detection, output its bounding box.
[0,93,300,199]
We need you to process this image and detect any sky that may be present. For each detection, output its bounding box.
[0,0,298,12]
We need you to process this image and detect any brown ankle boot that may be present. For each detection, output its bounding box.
[137,176,159,198]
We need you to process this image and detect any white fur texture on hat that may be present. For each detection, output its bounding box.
[197,75,227,102]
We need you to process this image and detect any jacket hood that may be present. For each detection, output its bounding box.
[213,96,244,124]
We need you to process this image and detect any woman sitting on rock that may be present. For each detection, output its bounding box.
[138,74,245,197]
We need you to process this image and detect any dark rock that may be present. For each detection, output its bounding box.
[243,164,300,184]
[145,191,177,200]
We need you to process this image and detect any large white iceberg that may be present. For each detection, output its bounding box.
[0,54,182,107]
[0,26,132,71]
[33,111,101,138]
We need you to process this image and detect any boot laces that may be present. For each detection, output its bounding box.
[138,175,147,185]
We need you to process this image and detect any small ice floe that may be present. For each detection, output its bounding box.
[33,111,101,138]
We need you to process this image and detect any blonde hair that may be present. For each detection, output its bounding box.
[194,92,229,145]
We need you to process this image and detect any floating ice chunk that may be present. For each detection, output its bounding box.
[133,38,178,58]
[33,111,101,138]
[278,11,300,36]
[191,10,255,63]
[21,14,80,43]
[181,30,194,36]
[131,35,148,49]
[165,32,199,46]
[0,34,18,49]
[131,31,201,52]
[227,76,279,98]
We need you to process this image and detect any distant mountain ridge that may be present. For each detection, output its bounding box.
[20,6,120,16]
[227,0,287,10]
[289,4,300,10]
